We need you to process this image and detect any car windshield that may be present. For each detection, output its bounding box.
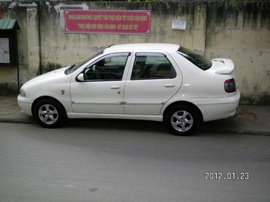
[177,46,212,70]
[65,51,103,75]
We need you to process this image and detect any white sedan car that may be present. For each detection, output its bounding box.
[18,43,240,135]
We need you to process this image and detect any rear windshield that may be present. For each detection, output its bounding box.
[177,46,212,70]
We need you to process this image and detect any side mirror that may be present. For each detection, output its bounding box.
[76,73,85,82]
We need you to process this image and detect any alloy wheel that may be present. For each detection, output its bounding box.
[38,104,59,125]
[171,110,194,132]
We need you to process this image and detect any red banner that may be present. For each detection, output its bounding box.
[65,10,151,35]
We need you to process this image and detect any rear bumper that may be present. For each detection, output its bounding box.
[231,106,240,118]
[196,90,241,122]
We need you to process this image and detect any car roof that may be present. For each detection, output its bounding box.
[103,43,180,53]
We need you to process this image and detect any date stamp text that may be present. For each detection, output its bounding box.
[205,172,249,180]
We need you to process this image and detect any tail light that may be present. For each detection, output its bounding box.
[224,78,236,93]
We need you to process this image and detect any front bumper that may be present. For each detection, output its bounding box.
[17,95,33,116]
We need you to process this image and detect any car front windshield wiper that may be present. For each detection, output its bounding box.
[65,51,104,75]
[65,63,80,75]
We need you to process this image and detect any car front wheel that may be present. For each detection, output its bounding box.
[33,98,66,128]
[165,105,200,136]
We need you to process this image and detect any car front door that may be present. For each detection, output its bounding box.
[124,53,182,115]
[70,53,130,114]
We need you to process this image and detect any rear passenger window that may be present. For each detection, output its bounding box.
[131,53,176,80]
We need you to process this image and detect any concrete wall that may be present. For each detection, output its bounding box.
[0,1,269,105]
[205,2,270,105]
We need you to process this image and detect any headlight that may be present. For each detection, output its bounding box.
[19,89,26,97]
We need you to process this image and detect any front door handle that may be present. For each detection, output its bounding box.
[164,83,175,88]
[110,85,120,89]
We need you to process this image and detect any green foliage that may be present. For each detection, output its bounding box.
[230,0,270,2]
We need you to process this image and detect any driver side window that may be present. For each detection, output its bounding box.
[84,53,129,81]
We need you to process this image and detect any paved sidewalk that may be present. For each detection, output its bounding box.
[0,96,270,135]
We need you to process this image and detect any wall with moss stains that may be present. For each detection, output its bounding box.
[205,2,270,105]
[0,1,269,105]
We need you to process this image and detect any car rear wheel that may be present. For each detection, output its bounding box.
[165,105,200,136]
[33,98,66,128]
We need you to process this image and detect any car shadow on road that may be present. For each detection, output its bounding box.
[64,118,235,136]
[65,118,168,134]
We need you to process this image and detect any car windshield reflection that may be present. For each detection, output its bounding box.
[177,46,212,70]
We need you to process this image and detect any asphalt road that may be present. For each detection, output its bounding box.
[0,122,269,202]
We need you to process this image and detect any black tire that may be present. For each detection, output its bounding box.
[164,105,200,136]
[33,98,67,128]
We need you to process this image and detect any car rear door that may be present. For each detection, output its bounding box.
[123,52,182,115]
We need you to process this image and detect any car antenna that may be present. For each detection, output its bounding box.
[108,35,130,48]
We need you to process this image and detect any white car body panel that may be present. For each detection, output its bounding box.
[18,67,72,115]
[124,78,180,115]
[70,80,125,114]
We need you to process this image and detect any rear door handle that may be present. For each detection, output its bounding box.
[110,85,120,89]
[164,83,175,88]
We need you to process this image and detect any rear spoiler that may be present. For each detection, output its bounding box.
[211,58,234,75]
